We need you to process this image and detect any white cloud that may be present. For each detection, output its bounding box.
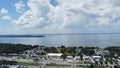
[2,15,12,20]
[109,0,120,6]
[15,1,25,13]
[0,8,8,14]
[12,0,120,32]
[12,0,50,28]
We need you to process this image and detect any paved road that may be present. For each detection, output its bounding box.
[27,66,76,68]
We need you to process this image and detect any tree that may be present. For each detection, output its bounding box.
[60,45,66,53]
[44,47,58,53]
[0,43,37,53]
[89,63,94,68]
[61,53,67,60]
[80,54,83,60]
[33,58,39,63]
[80,47,95,56]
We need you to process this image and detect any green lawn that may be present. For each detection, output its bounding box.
[77,66,112,68]
[18,62,112,68]
[18,62,42,66]
[46,63,70,66]
[18,62,70,66]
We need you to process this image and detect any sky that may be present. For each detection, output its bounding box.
[0,0,120,34]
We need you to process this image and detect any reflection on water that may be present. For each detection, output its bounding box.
[0,34,120,47]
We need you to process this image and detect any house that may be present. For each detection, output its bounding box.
[83,56,94,63]
[73,56,80,60]
[83,56,90,61]
[94,49,103,55]
[46,53,62,60]
[1,65,21,68]
[0,53,18,61]
[0,56,17,61]
[66,56,74,62]
[92,56,101,61]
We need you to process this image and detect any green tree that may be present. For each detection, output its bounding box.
[61,53,67,60]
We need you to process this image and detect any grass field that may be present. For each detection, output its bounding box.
[18,62,112,68]
[18,62,42,66]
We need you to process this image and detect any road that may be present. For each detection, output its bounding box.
[27,66,76,68]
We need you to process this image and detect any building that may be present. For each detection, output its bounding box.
[46,53,62,60]
[74,56,80,60]
[92,56,101,61]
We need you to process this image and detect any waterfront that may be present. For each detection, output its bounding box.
[0,34,120,47]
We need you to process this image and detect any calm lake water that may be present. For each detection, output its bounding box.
[0,34,120,47]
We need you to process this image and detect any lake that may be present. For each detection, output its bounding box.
[0,34,120,47]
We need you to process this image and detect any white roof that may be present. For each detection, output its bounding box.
[67,56,73,58]
[92,56,101,58]
[74,56,80,58]
[83,56,89,58]
[9,65,20,68]
[47,53,62,56]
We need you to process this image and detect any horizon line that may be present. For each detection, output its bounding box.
[1,33,120,35]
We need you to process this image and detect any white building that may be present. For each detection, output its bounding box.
[74,56,80,60]
[92,56,101,61]
[92,56,101,58]
[83,56,94,63]
[46,53,62,60]
[66,56,73,62]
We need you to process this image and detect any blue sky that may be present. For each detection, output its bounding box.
[0,0,120,34]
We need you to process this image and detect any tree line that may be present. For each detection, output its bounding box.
[0,43,120,58]
[0,43,38,53]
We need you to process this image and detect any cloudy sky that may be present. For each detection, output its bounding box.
[0,0,120,34]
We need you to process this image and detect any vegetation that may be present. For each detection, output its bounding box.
[77,66,107,68]
[44,46,97,56]
[46,63,70,66]
[0,43,38,53]
[18,62,111,68]
[80,47,96,56]
[44,47,58,53]
[105,46,120,57]
[18,62,42,66]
